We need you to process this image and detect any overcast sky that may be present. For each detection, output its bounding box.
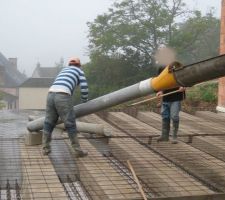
[0,0,221,76]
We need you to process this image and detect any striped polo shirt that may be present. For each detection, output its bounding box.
[49,66,88,102]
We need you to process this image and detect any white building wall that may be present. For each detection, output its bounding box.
[19,88,48,110]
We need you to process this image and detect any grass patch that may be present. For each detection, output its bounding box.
[186,81,218,103]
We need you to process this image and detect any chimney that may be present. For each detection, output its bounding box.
[8,58,17,70]
[217,0,225,112]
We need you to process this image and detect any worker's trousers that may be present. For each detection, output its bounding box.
[161,101,181,139]
[161,101,181,123]
[43,92,77,138]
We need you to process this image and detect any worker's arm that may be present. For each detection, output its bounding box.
[79,73,89,103]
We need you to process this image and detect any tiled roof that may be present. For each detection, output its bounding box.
[0,52,27,87]
[32,66,62,78]
[19,77,54,88]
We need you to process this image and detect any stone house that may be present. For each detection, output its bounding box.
[0,52,26,109]
[18,64,61,110]
[18,78,54,110]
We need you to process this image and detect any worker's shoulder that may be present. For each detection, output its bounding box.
[69,66,85,75]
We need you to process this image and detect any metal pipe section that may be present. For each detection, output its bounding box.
[27,54,225,132]
[57,122,112,137]
[173,55,225,87]
[27,79,155,131]
[29,115,111,136]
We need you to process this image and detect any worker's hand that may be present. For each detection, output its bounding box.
[178,87,186,92]
[156,91,163,97]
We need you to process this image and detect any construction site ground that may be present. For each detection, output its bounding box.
[1,109,225,200]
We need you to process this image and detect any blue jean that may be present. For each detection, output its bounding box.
[43,92,76,137]
[161,101,181,123]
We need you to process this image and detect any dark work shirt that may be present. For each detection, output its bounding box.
[157,66,185,102]
[162,88,185,102]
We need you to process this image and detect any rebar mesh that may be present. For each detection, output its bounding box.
[1,110,225,199]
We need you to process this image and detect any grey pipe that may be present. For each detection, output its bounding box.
[27,54,225,132]
[174,55,225,86]
[57,122,112,137]
[27,79,154,131]
[28,115,111,136]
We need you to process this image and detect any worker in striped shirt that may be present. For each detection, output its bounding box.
[42,57,89,157]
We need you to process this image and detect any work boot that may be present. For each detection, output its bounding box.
[157,119,170,142]
[42,132,51,155]
[171,121,179,144]
[69,134,88,157]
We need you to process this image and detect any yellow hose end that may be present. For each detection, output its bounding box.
[151,65,179,91]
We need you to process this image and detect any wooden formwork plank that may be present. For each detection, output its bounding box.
[106,112,159,144]
[180,112,225,134]
[137,111,225,154]
[81,114,218,199]
[136,112,197,136]
[195,111,225,124]
[72,139,142,200]
[190,136,225,162]
[137,111,225,138]
[81,114,127,137]
[150,140,225,193]
[105,112,225,193]
[108,112,159,134]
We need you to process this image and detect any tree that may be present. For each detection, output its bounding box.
[170,10,220,64]
[84,53,144,99]
[87,0,187,68]
[85,0,220,98]
[85,0,190,98]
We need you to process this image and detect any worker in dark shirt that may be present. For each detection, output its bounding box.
[156,66,186,144]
